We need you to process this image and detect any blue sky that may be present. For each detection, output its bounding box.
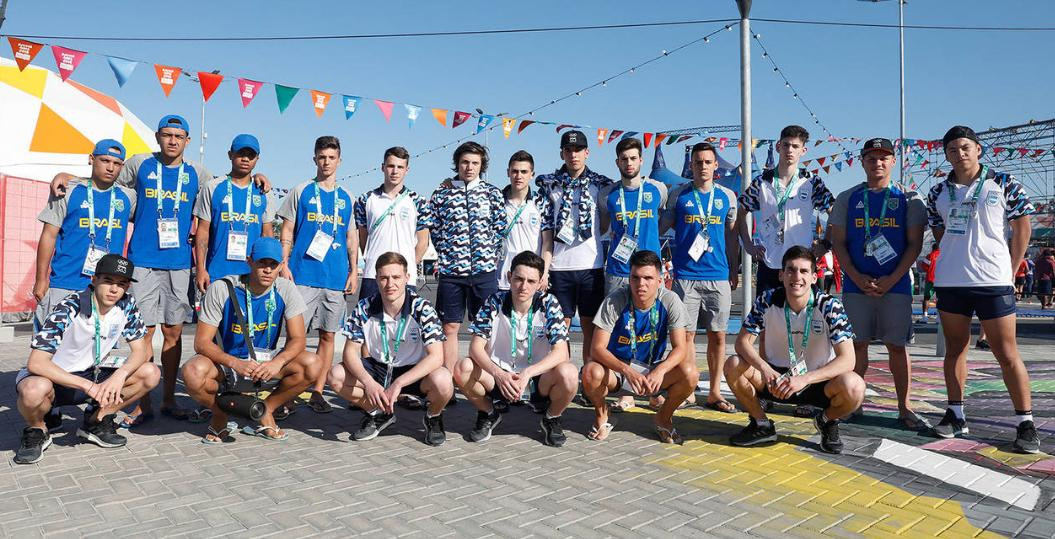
[3,0,1053,196]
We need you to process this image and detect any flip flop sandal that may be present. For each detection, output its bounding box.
[588,422,616,441]
[119,411,154,429]
[201,425,234,444]
[241,425,288,441]
[705,400,737,414]
[188,408,213,424]
[655,424,684,445]
[160,407,191,421]
[609,399,636,413]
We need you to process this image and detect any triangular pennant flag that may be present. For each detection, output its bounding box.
[556,124,574,133]
[802,160,812,168]
[817,157,826,166]
[405,104,421,128]
[718,137,729,150]
[921,160,930,168]
[643,133,654,148]
[844,151,852,160]
[654,134,668,146]
[834,162,843,172]
[597,128,609,146]
[475,115,494,135]
[106,57,137,87]
[310,90,331,117]
[847,157,854,167]
[1033,149,1046,158]
[153,65,181,97]
[622,131,639,140]
[342,95,360,119]
[452,111,471,128]
[517,120,534,134]
[431,108,448,127]
[7,37,43,71]
[197,72,224,102]
[374,99,394,122]
[823,165,830,174]
[238,78,263,108]
[993,147,1004,155]
[1018,148,1029,157]
[275,84,299,113]
[608,130,624,143]
[51,46,86,82]
[814,140,823,147]
[665,135,680,145]
[502,117,516,139]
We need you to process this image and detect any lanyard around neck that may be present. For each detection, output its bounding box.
[245,286,277,350]
[225,177,254,232]
[862,186,892,241]
[313,181,341,236]
[380,310,410,365]
[784,291,815,370]
[947,165,989,206]
[691,185,716,231]
[618,184,644,237]
[86,183,116,248]
[370,187,410,233]
[155,162,186,219]
[628,291,660,366]
[510,304,536,364]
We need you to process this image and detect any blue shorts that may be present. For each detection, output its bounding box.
[358,279,417,305]
[935,285,1016,321]
[435,271,498,324]
[550,268,605,319]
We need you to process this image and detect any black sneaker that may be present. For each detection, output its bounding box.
[1013,420,1041,454]
[572,393,592,407]
[492,398,510,414]
[528,396,550,415]
[468,409,502,443]
[44,408,63,434]
[758,398,774,412]
[351,412,395,441]
[77,413,126,448]
[932,409,968,439]
[730,418,777,447]
[13,427,52,464]
[445,396,459,408]
[423,414,446,446]
[975,339,991,351]
[812,411,843,454]
[540,416,567,447]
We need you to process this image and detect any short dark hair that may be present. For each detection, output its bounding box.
[779,125,810,145]
[629,250,662,272]
[507,150,534,169]
[781,245,816,272]
[615,137,643,157]
[314,136,341,155]
[453,141,489,175]
[375,251,408,272]
[384,146,410,163]
[690,142,718,161]
[510,250,545,277]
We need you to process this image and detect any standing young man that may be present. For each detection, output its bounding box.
[497,151,553,291]
[662,142,739,413]
[925,125,1039,453]
[428,142,507,382]
[737,125,834,295]
[277,136,358,413]
[725,246,863,454]
[355,146,431,299]
[536,130,614,372]
[582,250,697,443]
[194,134,278,293]
[829,138,927,429]
[328,252,453,446]
[456,251,576,446]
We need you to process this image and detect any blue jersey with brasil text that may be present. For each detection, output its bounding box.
[593,287,688,367]
[277,180,355,291]
[193,176,278,280]
[599,180,666,278]
[198,276,306,360]
[126,155,202,270]
[666,182,738,281]
[37,182,136,291]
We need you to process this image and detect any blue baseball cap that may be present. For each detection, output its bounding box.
[91,139,126,161]
[249,237,282,263]
[157,114,190,134]
[230,134,260,154]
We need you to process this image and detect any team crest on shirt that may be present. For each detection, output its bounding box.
[179,173,191,184]
[399,207,410,220]
[887,199,899,210]
[529,215,539,226]
[337,198,347,210]
[113,199,125,212]
[715,199,724,210]
[811,321,823,334]
[799,191,808,200]
[986,191,1000,207]
[107,324,120,339]
[643,192,653,203]
[253,195,263,207]
[408,328,420,342]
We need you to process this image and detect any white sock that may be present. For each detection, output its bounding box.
[1016,410,1033,424]
[948,403,965,420]
[426,411,442,419]
[545,413,560,420]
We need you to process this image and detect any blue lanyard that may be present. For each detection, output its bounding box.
[627,292,660,366]
[155,162,186,219]
[784,291,815,370]
[510,306,536,363]
[379,313,410,365]
[86,184,116,248]
[862,187,892,241]
[245,287,277,352]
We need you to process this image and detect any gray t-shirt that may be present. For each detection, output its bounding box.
[199,276,306,327]
[193,176,279,223]
[275,179,354,222]
[594,286,688,333]
[116,153,213,191]
[37,180,137,227]
[830,182,926,230]
[597,177,669,225]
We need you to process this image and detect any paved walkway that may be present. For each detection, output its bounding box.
[1,323,1054,537]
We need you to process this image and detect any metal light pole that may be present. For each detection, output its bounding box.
[737,0,754,315]
[899,0,906,185]
[199,96,207,165]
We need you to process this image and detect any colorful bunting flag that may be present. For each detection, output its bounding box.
[503,117,516,139]
[994,147,1005,155]
[608,130,624,143]
[452,111,471,128]
[106,57,137,87]
[342,95,360,119]
[374,99,394,122]
[718,137,729,150]
[238,78,263,108]
[475,115,494,135]
[597,129,608,146]
[275,84,299,113]
[643,133,654,148]
[622,131,639,140]
[847,158,854,167]
[310,90,331,117]
[517,120,535,134]
[405,104,421,128]
[51,46,86,81]
[1034,149,1046,158]
[802,160,812,168]
[197,72,223,102]
[556,124,574,133]
[153,65,181,97]
[7,37,43,71]
[817,157,826,166]
[654,134,668,146]
[823,165,830,174]
[1019,148,1029,157]
[431,108,448,127]
[834,162,843,172]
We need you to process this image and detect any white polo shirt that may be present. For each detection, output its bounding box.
[354,185,430,286]
[738,169,834,270]
[342,291,444,368]
[743,287,854,371]
[468,291,568,373]
[498,189,549,290]
[31,288,146,373]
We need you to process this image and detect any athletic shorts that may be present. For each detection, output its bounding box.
[673,279,731,334]
[33,287,78,332]
[1015,276,1026,287]
[935,285,1016,321]
[843,293,912,346]
[358,278,417,305]
[488,373,544,405]
[550,268,605,319]
[132,267,193,326]
[923,282,936,301]
[756,364,832,409]
[603,273,629,297]
[359,357,426,397]
[756,264,782,298]
[16,367,117,407]
[435,272,498,324]
[296,285,346,333]
[612,362,662,397]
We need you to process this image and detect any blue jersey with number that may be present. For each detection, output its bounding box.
[277,180,355,291]
[668,183,738,281]
[126,156,200,269]
[42,183,134,290]
[602,182,664,277]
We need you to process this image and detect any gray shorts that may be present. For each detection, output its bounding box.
[843,292,912,346]
[131,267,193,327]
[604,274,629,297]
[673,279,731,334]
[34,287,78,331]
[297,285,346,333]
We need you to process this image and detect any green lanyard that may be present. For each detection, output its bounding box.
[947,165,989,208]
[245,287,277,355]
[225,177,254,233]
[510,306,536,363]
[784,291,816,371]
[91,293,102,380]
[862,186,892,242]
[628,292,660,366]
[86,184,117,249]
[370,188,410,233]
[502,200,530,239]
[691,185,716,235]
[775,172,799,226]
[155,162,186,219]
[618,183,644,238]
[312,181,341,236]
[379,313,410,365]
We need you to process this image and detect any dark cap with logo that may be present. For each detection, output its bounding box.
[94,254,137,282]
[860,138,894,157]
[560,130,588,150]
[942,125,980,149]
